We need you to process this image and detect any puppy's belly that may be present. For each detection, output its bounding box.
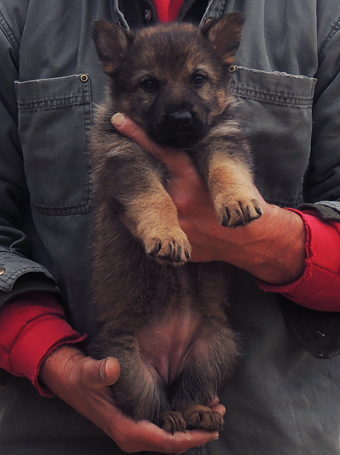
[137,310,205,385]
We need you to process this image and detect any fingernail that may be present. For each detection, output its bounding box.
[100,358,108,380]
[111,113,127,128]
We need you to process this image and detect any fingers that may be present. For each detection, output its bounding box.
[112,418,220,454]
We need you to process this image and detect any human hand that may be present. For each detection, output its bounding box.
[40,345,223,453]
[112,113,306,285]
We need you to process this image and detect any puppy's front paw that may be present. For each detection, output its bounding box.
[216,195,263,228]
[144,229,191,265]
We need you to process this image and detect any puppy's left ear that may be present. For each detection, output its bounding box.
[202,12,244,65]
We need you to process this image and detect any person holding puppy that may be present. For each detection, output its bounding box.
[0,1,340,454]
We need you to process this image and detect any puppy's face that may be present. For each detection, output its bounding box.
[93,14,244,148]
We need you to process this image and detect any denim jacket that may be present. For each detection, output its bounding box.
[1,1,340,454]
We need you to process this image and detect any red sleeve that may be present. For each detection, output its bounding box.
[0,292,86,397]
[258,209,340,311]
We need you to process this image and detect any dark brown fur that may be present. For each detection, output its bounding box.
[89,14,262,433]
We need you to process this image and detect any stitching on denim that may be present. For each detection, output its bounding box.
[16,74,91,111]
[17,95,91,112]
[232,85,314,108]
[32,201,93,216]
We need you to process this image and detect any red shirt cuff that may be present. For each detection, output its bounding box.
[258,209,340,311]
[0,292,86,396]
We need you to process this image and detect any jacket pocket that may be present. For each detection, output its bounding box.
[15,74,93,215]
[231,66,317,207]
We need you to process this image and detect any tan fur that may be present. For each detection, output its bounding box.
[89,14,262,433]
[208,154,262,227]
[124,187,191,264]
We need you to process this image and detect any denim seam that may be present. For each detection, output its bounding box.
[233,86,314,107]
[32,204,93,216]
[17,96,91,112]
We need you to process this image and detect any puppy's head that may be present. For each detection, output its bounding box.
[93,13,244,148]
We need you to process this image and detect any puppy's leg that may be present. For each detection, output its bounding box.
[163,321,239,432]
[122,179,191,265]
[97,147,191,264]
[193,133,262,227]
[208,156,263,227]
[89,333,170,424]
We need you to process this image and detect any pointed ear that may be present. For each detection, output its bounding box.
[202,12,244,65]
[92,20,134,76]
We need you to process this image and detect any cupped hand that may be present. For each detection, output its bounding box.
[40,345,223,453]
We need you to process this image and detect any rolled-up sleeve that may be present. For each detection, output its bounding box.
[258,210,340,311]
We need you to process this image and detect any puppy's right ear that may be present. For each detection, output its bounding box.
[92,20,134,76]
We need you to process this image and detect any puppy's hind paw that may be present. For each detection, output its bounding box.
[161,411,186,434]
[182,405,225,432]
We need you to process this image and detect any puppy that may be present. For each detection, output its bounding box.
[89,13,262,433]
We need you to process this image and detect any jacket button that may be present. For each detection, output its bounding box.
[0,267,5,276]
[80,74,89,83]
[144,9,152,22]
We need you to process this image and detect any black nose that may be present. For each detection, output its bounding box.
[169,110,192,126]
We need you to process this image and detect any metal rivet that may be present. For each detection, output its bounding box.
[144,9,152,22]
[0,268,5,276]
[80,74,89,82]
[229,65,237,73]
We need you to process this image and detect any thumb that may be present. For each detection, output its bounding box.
[82,356,121,389]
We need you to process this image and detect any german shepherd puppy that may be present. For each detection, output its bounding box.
[90,13,262,433]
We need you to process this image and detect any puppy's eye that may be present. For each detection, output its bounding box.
[141,79,158,92]
[191,74,207,88]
